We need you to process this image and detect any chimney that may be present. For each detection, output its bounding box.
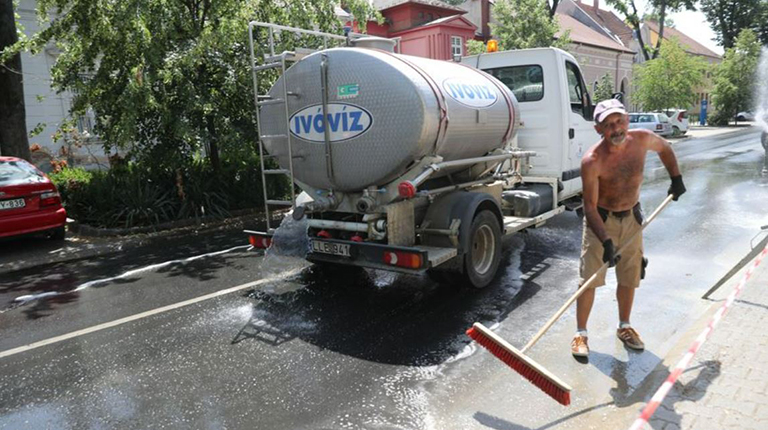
[594,0,600,9]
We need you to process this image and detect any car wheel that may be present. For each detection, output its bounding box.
[672,126,681,137]
[49,226,66,241]
[460,210,502,289]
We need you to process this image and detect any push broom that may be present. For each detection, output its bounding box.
[467,194,675,406]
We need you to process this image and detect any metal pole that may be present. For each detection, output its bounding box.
[249,23,273,231]
[320,53,335,186]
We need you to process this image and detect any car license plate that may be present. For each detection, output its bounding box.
[311,240,351,257]
[0,198,25,211]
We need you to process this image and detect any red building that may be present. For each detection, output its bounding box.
[364,0,480,60]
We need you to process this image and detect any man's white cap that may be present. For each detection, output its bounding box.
[594,98,627,124]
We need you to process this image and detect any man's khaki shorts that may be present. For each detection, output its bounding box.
[580,205,644,289]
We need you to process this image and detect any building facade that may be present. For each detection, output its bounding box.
[368,0,480,60]
[15,0,106,171]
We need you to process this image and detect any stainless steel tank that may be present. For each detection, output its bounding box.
[259,47,520,192]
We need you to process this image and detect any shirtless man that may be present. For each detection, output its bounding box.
[571,99,686,357]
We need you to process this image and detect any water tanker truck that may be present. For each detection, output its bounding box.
[246,22,600,288]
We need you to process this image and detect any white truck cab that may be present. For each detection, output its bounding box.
[463,48,600,200]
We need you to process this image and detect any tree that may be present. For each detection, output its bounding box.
[711,29,762,122]
[0,0,31,160]
[491,0,570,51]
[701,0,768,49]
[605,0,652,61]
[647,1,695,59]
[593,73,615,103]
[546,1,562,18]
[605,0,694,61]
[9,0,377,174]
[632,37,706,112]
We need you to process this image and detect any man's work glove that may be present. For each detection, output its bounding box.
[602,239,621,267]
[668,175,686,201]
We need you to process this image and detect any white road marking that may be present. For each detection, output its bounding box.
[0,266,304,360]
[14,245,252,303]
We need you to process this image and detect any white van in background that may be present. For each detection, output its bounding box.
[663,109,689,136]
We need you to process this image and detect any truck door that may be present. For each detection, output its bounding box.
[563,60,597,198]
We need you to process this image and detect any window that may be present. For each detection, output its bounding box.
[565,61,591,119]
[0,159,45,186]
[451,36,463,57]
[484,65,544,102]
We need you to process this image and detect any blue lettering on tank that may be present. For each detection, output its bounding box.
[442,78,499,108]
[287,103,373,142]
[349,111,364,131]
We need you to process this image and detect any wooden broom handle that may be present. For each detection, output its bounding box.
[520,194,675,353]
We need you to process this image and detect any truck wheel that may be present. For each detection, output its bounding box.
[462,210,502,288]
[672,126,681,137]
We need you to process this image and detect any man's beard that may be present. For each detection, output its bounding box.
[608,131,626,146]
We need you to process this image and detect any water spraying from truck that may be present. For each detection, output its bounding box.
[755,47,768,133]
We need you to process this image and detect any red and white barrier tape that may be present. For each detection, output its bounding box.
[628,243,768,430]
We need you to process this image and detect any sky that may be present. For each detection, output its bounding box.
[589,0,725,55]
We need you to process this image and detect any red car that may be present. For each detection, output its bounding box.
[0,156,67,240]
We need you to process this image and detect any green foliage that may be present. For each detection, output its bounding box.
[631,37,707,112]
[701,0,768,49]
[593,73,615,103]
[49,154,273,228]
[466,39,487,55]
[22,0,378,167]
[21,0,377,227]
[711,29,762,121]
[491,0,571,51]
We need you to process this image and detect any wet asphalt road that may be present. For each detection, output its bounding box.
[0,128,766,430]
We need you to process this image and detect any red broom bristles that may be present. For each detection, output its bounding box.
[467,324,571,406]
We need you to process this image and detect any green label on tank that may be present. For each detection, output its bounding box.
[337,84,359,99]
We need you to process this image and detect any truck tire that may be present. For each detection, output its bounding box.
[461,210,502,288]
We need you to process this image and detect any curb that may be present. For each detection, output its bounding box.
[0,211,280,276]
[67,208,262,237]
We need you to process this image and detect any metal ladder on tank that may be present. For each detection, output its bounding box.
[248,22,349,232]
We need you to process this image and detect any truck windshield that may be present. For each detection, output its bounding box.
[484,65,544,102]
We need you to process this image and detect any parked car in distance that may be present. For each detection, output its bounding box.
[736,111,755,121]
[628,113,673,137]
[662,109,689,136]
[0,157,67,241]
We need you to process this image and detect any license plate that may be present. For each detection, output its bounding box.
[0,198,25,211]
[311,240,351,257]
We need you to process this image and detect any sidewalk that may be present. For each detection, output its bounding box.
[669,124,757,142]
[631,241,768,429]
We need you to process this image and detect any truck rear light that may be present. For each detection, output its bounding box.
[350,234,363,242]
[317,230,332,239]
[249,234,272,249]
[40,191,61,207]
[656,124,663,130]
[383,251,423,269]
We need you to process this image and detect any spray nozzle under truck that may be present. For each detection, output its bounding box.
[246,22,600,288]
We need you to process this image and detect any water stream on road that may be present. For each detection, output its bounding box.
[256,211,311,292]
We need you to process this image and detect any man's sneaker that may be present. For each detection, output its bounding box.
[571,335,589,357]
[617,327,645,350]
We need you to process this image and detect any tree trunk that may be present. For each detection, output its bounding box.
[547,0,561,18]
[0,0,31,160]
[627,1,651,62]
[652,2,668,59]
[206,115,220,174]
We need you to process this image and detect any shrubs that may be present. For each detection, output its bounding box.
[50,152,282,228]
